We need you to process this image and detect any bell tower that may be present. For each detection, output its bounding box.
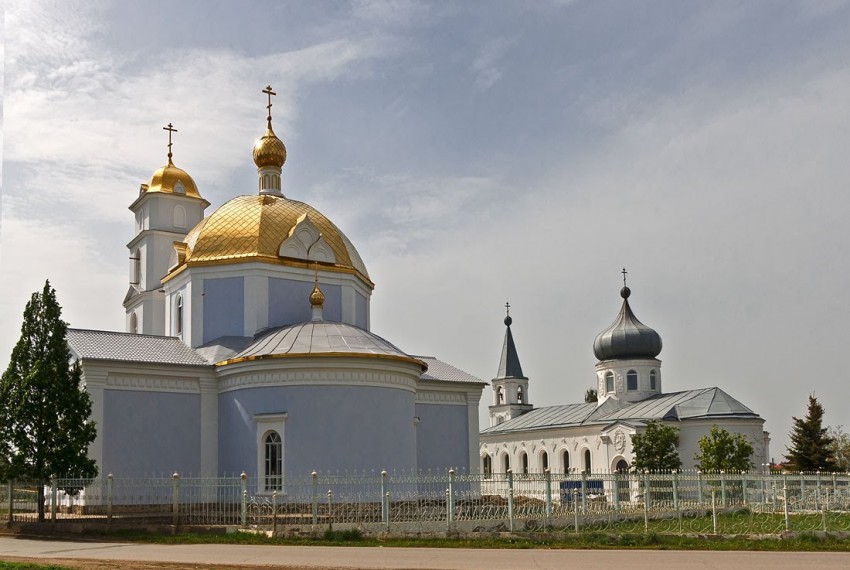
[124,124,209,336]
[489,304,533,426]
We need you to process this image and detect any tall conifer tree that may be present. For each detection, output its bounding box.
[0,281,98,521]
[786,395,835,472]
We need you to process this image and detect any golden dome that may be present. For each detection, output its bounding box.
[253,124,287,169]
[174,194,371,285]
[310,283,325,307]
[145,160,203,199]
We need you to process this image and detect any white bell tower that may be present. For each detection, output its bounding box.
[489,304,533,426]
[124,124,209,336]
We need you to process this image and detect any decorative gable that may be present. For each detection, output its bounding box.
[278,214,337,264]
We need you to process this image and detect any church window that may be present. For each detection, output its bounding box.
[650,370,657,390]
[605,371,614,393]
[130,249,141,286]
[264,431,282,491]
[173,205,187,228]
[615,459,629,473]
[483,455,492,478]
[583,449,592,474]
[521,452,529,474]
[627,370,638,391]
[175,294,184,336]
[541,451,549,472]
[517,386,524,404]
[503,453,510,473]
[129,312,137,334]
[496,386,504,405]
[562,450,570,473]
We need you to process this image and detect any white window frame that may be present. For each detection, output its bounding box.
[255,412,288,494]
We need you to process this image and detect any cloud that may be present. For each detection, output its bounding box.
[470,37,517,90]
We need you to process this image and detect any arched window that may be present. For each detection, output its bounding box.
[173,205,187,228]
[175,294,184,336]
[483,455,492,478]
[517,386,524,404]
[496,386,504,405]
[605,371,614,393]
[264,431,282,491]
[627,370,638,391]
[583,449,592,474]
[615,459,629,472]
[562,450,570,474]
[129,312,138,334]
[650,370,657,390]
[521,452,529,474]
[541,451,549,472]
[503,453,510,473]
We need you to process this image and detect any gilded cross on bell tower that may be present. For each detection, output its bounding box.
[163,123,177,165]
[263,85,276,127]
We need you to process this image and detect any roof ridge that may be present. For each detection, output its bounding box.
[68,328,182,340]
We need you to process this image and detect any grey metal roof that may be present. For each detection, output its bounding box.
[593,287,662,361]
[414,356,486,384]
[481,387,761,435]
[221,322,424,367]
[66,329,210,367]
[497,318,525,379]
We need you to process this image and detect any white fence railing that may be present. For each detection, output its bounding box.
[4,470,850,535]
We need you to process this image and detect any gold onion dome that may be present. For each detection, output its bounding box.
[310,283,325,307]
[253,123,287,169]
[175,195,371,284]
[145,160,202,198]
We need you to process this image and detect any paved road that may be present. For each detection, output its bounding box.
[1,536,849,569]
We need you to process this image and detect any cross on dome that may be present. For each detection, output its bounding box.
[263,85,276,126]
[163,123,177,164]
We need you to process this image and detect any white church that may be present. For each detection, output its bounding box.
[479,284,770,475]
[66,88,485,489]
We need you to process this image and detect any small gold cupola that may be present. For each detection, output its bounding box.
[142,123,203,199]
[310,264,325,322]
[253,85,287,197]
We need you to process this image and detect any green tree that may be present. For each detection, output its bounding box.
[0,281,98,521]
[584,388,598,403]
[631,420,681,472]
[694,425,754,472]
[786,395,835,472]
[827,426,850,472]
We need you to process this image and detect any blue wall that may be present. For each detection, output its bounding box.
[102,390,200,475]
[268,278,341,326]
[204,277,245,342]
[218,384,417,477]
[415,403,470,471]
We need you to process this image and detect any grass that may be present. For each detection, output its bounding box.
[0,560,72,570]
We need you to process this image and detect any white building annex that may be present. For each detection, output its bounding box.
[479,283,770,476]
[66,89,485,489]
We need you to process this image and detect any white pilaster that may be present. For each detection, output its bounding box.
[199,377,218,476]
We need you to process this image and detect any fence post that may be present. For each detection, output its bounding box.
[741,471,748,507]
[381,470,389,531]
[673,470,681,533]
[580,470,588,515]
[720,471,726,507]
[711,490,717,534]
[50,477,57,523]
[240,472,247,528]
[816,470,822,510]
[171,472,180,526]
[272,490,277,535]
[544,468,552,519]
[6,480,12,524]
[643,471,650,532]
[327,490,333,532]
[507,469,514,533]
[697,471,703,505]
[447,469,455,530]
[311,471,318,526]
[572,488,579,534]
[612,471,620,512]
[106,474,113,523]
[782,473,790,532]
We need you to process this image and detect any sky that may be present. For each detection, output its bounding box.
[2,0,849,462]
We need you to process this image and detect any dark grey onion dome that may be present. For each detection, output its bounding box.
[592,286,662,360]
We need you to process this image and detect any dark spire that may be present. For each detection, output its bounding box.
[497,305,526,379]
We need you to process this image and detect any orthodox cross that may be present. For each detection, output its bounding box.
[505,301,511,316]
[263,85,276,123]
[163,123,177,162]
[622,267,628,287]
